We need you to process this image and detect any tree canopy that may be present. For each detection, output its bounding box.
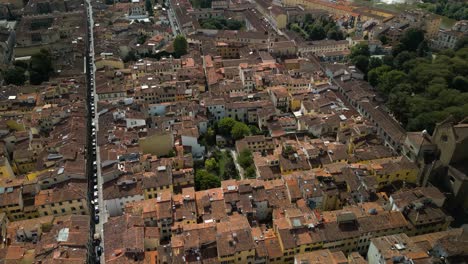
[217,117,251,140]
[231,122,250,140]
[191,0,212,8]
[173,35,188,58]
[30,49,54,85]
[195,170,220,190]
[369,47,468,133]
[238,149,253,169]
[199,18,244,30]
[417,0,468,20]
[218,117,237,136]
[205,158,218,172]
[3,67,26,86]
[289,16,345,41]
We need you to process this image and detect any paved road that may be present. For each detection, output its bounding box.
[247,0,289,40]
[166,0,182,36]
[85,1,106,263]
[165,2,179,37]
[229,149,245,180]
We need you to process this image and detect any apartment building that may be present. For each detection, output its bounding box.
[34,182,88,217]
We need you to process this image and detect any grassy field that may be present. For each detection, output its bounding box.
[218,151,228,177]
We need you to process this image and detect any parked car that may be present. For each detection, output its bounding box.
[96,246,103,256]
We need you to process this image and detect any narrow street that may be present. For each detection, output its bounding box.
[85,0,106,263]
[229,149,245,180]
[165,0,179,37]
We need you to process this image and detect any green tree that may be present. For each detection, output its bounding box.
[226,20,243,30]
[427,77,448,98]
[387,83,412,124]
[394,51,416,70]
[307,24,326,40]
[368,57,382,71]
[377,70,408,97]
[350,43,370,59]
[455,36,468,51]
[137,34,148,45]
[195,170,220,190]
[352,55,370,74]
[204,128,216,146]
[417,40,430,57]
[13,60,28,70]
[218,117,236,136]
[238,149,253,169]
[123,50,138,62]
[168,149,176,157]
[452,76,468,92]
[382,55,394,67]
[173,35,188,58]
[245,166,256,179]
[304,13,314,23]
[29,71,43,85]
[396,28,425,54]
[205,158,218,173]
[146,0,154,16]
[417,0,468,21]
[327,28,344,41]
[379,35,388,45]
[367,65,392,87]
[223,158,238,180]
[30,49,54,85]
[290,23,302,33]
[283,145,296,157]
[231,122,250,140]
[199,18,244,30]
[3,67,26,86]
[249,125,261,135]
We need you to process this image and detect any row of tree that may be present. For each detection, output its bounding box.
[350,29,429,76]
[418,0,468,20]
[238,149,256,179]
[288,15,345,41]
[191,0,212,8]
[351,29,468,133]
[199,17,244,30]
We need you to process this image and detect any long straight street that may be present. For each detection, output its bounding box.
[85,1,106,263]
